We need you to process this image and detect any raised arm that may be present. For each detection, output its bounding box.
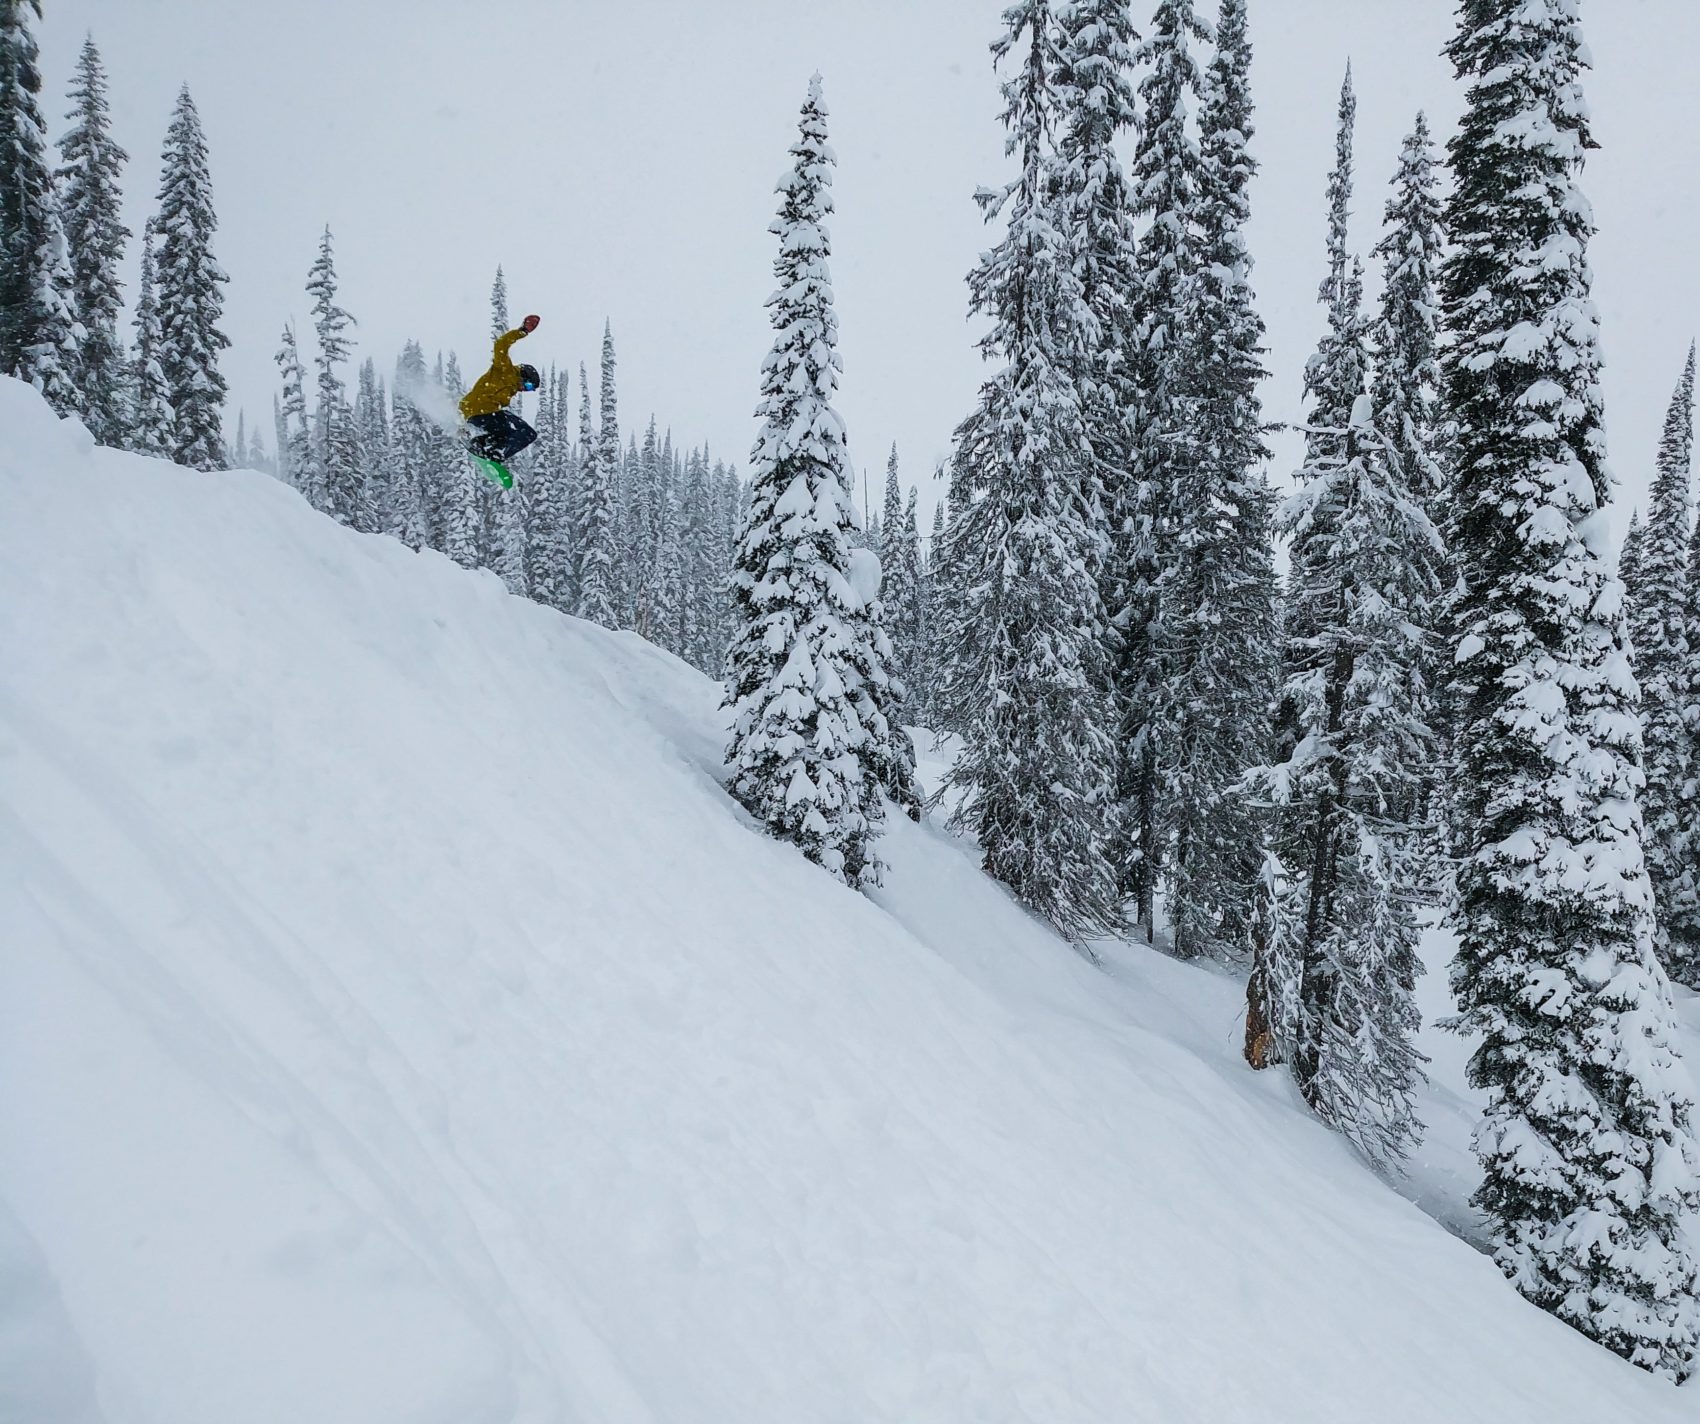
[490,314,540,366]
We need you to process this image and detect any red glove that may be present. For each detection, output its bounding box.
[521,314,540,333]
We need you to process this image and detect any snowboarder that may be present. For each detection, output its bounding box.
[460,313,542,483]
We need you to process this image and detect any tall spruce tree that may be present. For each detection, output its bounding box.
[939,2,1120,941]
[57,35,129,443]
[1631,346,1699,986]
[1443,0,1700,1377]
[0,0,80,414]
[574,326,623,626]
[1248,64,1368,1069]
[1279,67,1369,744]
[1113,0,1211,936]
[1158,0,1278,962]
[1051,0,1138,691]
[724,74,885,887]
[129,228,174,456]
[152,86,228,469]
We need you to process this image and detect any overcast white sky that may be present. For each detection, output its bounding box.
[40,0,1700,538]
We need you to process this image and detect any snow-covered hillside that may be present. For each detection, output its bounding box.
[1,377,1690,1423]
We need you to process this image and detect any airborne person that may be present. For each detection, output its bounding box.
[459,312,542,485]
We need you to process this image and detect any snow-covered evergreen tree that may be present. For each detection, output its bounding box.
[1443,0,1700,1377]
[877,447,923,720]
[1277,67,1369,751]
[576,330,622,627]
[151,85,228,469]
[724,74,885,887]
[438,352,480,568]
[939,3,1120,940]
[1051,0,1137,530]
[1630,346,1698,986]
[652,462,685,654]
[1157,0,1278,962]
[1674,501,1700,975]
[489,264,508,339]
[847,539,920,823]
[1050,0,1139,810]
[631,416,665,636]
[1371,110,1450,889]
[1620,510,1647,632]
[353,358,391,535]
[1371,113,1446,542]
[887,483,926,721]
[528,367,575,611]
[1249,62,1368,1067]
[387,340,430,550]
[1113,0,1211,936]
[1251,394,1437,1169]
[129,227,174,456]
[493,458,530,594]
[919,496,947,724]
[273,322,310,494]
[56,35,129,443]
[305,225,367,527]
[0,0,80,415]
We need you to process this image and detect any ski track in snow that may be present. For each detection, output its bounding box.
[2,378,1694,1422]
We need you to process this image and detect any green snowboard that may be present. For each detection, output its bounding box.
[469,453,513,489]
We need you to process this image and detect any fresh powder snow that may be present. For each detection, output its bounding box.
[3,378,1696,1421]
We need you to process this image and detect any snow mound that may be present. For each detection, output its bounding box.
[1,377,1687,1422]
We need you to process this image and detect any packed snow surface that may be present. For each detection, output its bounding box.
[2,378,1693,1422]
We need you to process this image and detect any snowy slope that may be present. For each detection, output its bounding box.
[1,377,1689,1423]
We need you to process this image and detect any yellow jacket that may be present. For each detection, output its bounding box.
[460,328,530,419]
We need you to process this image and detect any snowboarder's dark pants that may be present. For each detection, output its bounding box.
[466,409,537,463]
